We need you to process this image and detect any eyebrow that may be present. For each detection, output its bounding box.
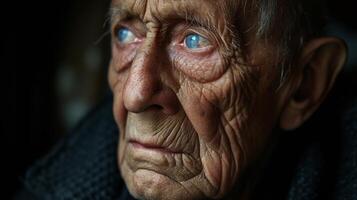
[109,7,131,24]
[108,2,242,52]
[180,10,218,33]
[109,4,220,33]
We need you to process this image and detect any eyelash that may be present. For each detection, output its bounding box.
[174,31,215,56]
[114,25,140,43]
[113,23,216,53]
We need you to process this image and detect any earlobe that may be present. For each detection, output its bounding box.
[279,37,347,131]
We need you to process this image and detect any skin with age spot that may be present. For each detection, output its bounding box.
[108,0,347,199]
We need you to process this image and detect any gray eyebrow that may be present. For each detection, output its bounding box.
[109,7,128,24]
[108,2,241,54]
[109,4,216,31]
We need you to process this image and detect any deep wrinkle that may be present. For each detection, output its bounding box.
[108,0,312,199]
[109,0,240,47]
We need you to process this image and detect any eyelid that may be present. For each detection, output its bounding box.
[175,29,215,54]
[114,26,144,48]
[113,20,146,39]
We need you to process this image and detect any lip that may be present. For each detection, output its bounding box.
[129,140,182,154]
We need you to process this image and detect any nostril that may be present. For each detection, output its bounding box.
[152,104,163,109]
[152,104,164,110]
[145,104,163,112]
[123,74,180,114]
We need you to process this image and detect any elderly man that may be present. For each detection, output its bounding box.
[17,0,356,199]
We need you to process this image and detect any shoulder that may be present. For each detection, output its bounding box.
[288,71,357,200]
[254,71,357,200]
[17,95,126,199]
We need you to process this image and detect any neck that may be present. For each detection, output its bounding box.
[224,133,281,200]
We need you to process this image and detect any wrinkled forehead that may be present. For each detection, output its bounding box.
[110,0,241,24]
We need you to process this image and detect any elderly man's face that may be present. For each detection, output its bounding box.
[109,0,285,199]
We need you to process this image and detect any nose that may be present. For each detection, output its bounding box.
[122,46,179,115]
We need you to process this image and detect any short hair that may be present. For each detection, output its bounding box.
[256,0,328,83]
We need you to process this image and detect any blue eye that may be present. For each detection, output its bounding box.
[116,27,136,44]
[184,34,210,49]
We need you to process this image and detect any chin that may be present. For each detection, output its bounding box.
[120,164,196,200]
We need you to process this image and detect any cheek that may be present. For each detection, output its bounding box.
[169,49,227,83]
[178,87,220,143]
[175,74,235,189]
[177,69,247,145]
[176,66,268,194]
[111,43,137,73]
[108,62,130,132]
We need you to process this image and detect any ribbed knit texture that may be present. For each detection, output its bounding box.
[333,103,357,199]
[287,98,357,200]
[22,98,124,199]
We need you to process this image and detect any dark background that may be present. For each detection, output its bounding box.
[2,0,356,198]
[2,0,111,197]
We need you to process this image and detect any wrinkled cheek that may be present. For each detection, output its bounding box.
[118,132,127,166]
[112,88,128,165]
[180,93,219,144]
[110,71,132,167]
[109,67,128,131]
[113,92,127,130]
[178,90,235,196]
[201,150,222,189]
[200,126,239,197]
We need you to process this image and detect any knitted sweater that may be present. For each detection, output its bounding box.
[16,88,357,199]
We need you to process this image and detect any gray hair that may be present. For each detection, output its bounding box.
[256,0,328,83]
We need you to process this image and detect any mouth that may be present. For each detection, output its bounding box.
[129,140,182,154]
[124,138,202,181]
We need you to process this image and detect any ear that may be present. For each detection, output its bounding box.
[279,37,347,131]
